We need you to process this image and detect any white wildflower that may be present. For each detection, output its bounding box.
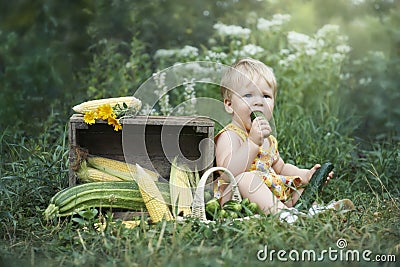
[278,59,289,68]
[287,53,298,62]
[317,39,325,47]
[205,50,228,61]
[272,13,291,23]
[316,24,340,39]
[234,44,264,57]
[331,53,346,63]
[154,49,176,59]
[213,22,251,39]
[125,62,133,69]
[140,104,158,115]
[257,14,291,31]
[305,49,317,56]
[336,44,351,54]
[279,53,298,67]
[368,50,385,59]
[321,52,330,60]
[359,77,372,85]
[337,35,349,43]
[183,78,197,105]
[257,18,276,31]
[351,0,365,5]
[287,31,317,51]
[153,72,167,89]
[178,45,199,57]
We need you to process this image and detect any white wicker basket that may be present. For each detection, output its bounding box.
[191,167,242,221]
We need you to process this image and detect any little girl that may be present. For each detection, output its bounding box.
[215,58,333,219]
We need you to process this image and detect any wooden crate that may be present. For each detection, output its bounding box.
[68,114,215,186]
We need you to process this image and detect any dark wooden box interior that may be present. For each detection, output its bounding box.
[69,114,215,186]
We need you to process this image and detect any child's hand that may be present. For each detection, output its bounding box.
[248,117,271,146]
[303,164,334,185]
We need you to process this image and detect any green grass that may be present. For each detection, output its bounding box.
[0,110,399,267]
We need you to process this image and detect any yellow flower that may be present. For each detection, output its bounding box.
[83,111,97,125]
[108,116,122,131]
[97,104,114,120]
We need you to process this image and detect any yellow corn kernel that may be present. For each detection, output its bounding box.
[136,164,173,222]
[169,160,193,217]
[72,96,142,114]
[87,156,158,182]
[77,165,123,183]
[121,220,142,229]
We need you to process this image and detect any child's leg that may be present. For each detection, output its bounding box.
[220,172,288,215]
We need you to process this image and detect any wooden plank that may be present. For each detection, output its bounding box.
[70,114,214,126]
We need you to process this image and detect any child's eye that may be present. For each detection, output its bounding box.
[263,95,271,99]
[243,94,252,98]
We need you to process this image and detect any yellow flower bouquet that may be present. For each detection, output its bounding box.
[72,96,142,131]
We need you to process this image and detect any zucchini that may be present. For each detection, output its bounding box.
[250,111,265,122]
[52,181,169,207]
[44,181,170,219]
[58,196,147,217]
[50,182,137,208]
[296,162,334,211]
[57,188,152,213]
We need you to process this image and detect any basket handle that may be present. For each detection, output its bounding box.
[192,167,242,221]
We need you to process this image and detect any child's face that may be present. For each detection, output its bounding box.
[224,75,275,131]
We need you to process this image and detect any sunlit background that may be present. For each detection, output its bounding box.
[0,0,398,140]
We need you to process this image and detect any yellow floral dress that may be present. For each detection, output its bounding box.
[215,123,302,202]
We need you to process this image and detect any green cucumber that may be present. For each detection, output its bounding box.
[250,111,265,122]
[223,200,242,213]
[218,209,229,219]
[241,204,254,217]
[296,162,334,211]
[246,202,260,214]
[58,196,147,217]
[240,198,251,207]
[205,198,221,219]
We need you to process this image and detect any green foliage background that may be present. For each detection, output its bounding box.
[0,0,399,139]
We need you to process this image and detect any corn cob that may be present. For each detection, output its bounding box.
[121,220,142,229]
[169,159,193,217]
[95,220,143,231]
[72,96,142,114]
[135,164,173,222]
[77,161,124,183]
[87,156,159,182]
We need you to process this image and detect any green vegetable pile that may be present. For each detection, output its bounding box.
[205,197,261,221]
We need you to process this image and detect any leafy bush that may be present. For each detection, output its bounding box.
[77,37,152,100]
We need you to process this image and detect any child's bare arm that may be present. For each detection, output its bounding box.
[273,157,313,184]
[215,131,259,177]
[273,157,333,185]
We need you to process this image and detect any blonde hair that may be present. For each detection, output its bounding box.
[220,58,277,100]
